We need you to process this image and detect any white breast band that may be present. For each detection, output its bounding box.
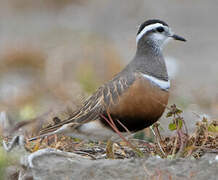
[142,73,170,90]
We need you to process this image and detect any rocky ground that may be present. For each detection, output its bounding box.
[4,148,218,180]
[2,108,217,180]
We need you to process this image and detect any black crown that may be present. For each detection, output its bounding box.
[137,19,168,35]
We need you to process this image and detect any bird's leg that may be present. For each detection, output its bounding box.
[106,139,115,159]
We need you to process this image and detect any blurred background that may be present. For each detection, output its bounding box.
[0,0,218,135]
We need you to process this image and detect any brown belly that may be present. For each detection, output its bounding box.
[100,77,169,132]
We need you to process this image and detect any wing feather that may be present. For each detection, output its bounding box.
[38,72,137,137]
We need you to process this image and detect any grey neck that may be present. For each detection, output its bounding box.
[126,40,168,81]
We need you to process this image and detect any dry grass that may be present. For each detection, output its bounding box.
[9,105,215,160]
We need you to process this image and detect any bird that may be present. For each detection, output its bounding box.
[29,19,186,141]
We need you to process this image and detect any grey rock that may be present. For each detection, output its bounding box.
[19,148,218,180]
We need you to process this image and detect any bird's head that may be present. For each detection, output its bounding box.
[136,19,186,50]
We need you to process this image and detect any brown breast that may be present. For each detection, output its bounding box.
[102,75,169,132]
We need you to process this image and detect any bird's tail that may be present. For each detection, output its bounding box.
[28,122,78,141]
[28,106,99,141]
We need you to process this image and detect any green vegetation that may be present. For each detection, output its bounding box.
[0,147,8,180]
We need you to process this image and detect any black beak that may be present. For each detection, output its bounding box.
[171,34,186,42]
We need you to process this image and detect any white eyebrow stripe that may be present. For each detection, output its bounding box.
[136,23,164,43]
[142,73,170,90]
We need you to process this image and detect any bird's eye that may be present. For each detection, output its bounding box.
[156,27,164,33]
